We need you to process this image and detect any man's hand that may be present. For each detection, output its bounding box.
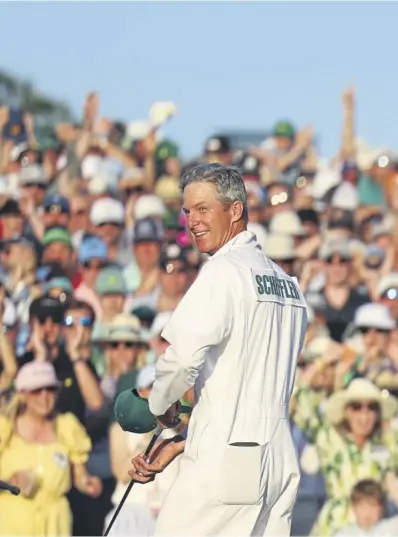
[156,401,181,429]
[128,437,185,484]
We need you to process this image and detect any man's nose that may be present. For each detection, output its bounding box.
[188,212,200,229]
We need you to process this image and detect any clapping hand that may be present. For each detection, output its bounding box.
[67,324,86,363]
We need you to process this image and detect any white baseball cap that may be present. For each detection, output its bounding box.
[134,195,166,220]
[90,198,125,226]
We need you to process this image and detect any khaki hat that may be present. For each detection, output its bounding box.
[325,378,398,425]
[155,176,181,202]
[106,313,144,343]
[302,336,333,361]
[107,328,142,343]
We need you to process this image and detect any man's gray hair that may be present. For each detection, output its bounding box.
[180,163,248,222]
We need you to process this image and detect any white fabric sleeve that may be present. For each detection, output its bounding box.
[148,259,233,416]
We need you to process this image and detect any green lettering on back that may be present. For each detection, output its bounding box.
[255,275,264,295]
[282,279,292,299]
[263,276,271,294]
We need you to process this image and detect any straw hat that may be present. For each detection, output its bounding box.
[325,378,398,425]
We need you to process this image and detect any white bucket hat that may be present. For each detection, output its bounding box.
[325,378,398,425]
[354,303,396,331]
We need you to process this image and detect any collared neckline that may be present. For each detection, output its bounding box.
[209,230,257,260]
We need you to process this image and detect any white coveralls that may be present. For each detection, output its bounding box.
[148,231,308,536]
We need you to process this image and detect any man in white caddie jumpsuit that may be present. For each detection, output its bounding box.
[130,163,308,536]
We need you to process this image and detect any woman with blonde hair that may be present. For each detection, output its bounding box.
[292,376,398,536]
[0,361,102,536]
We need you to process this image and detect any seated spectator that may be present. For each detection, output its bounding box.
[0,361,101,536]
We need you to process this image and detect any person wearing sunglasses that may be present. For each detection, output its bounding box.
[318,239,369,343]
[291,378,398,536]
[338,303,396,390]
[0,361,101,536]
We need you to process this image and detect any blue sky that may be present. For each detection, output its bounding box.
[0,2,397,160]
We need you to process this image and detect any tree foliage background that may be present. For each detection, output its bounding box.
[0,68,73,127]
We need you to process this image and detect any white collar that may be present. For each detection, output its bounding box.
[210,230,258,260]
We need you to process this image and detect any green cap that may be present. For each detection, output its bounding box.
[272,121,295,140]
[114,388,191,434]
[114,388,159,434]
[95,267,127,296]
[155,140,179,161]
[42,228,72,247]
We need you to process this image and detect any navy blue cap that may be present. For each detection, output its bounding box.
[133,217,163,244]
[43,194,70,214]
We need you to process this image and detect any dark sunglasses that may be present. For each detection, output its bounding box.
[349,401,379,412]
[63,315,94,328]
[109,341,140,349]
[359,327,390,335]
[23,183,46,189]
[36,314,63,325]
[325,256,350,264]
[30,386,58,395]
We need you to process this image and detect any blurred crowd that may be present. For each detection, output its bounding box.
[0,86,398,536]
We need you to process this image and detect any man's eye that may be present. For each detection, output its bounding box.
[199,207,206,212]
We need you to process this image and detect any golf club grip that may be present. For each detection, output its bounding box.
[103,430,161,536]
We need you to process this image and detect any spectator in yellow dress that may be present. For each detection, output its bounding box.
[0,361,102,536]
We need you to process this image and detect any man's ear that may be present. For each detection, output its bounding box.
[230,201,244,223]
